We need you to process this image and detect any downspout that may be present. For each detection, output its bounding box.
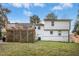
[68,21,71,42]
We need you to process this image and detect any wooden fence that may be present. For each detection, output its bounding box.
[6,29,35,43]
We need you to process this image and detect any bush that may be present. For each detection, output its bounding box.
[76,30,79,35]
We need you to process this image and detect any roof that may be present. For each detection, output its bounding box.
[7,23,16,29]
[44,19,71,21]
[36,23,44,26]
[44,29,69,31]
[16,23,32,28]
[7,23,33,30]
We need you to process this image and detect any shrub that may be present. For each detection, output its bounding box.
[76,30,79,35]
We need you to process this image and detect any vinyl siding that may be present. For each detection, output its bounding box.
[35,20,70,42]
[44,21,70,30]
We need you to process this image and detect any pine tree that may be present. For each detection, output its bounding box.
[45,12,57,20]
[30,15,40,25]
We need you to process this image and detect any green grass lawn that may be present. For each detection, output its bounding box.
[0,41,79,56]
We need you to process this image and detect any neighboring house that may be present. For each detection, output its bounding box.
[35,19,71,42]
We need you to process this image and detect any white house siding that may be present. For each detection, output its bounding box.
[41,37,68,42]
[44,21,70,30]
[41,31,69,42]
[35,25,44,40]
[35,20,70,42]
[35,26,69,42]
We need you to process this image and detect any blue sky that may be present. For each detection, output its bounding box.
[2,3,79,31]
[2,3,78,23]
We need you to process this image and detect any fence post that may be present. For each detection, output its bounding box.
[27,29,28,43]
[13,30,15,42]
[19,30,21,42]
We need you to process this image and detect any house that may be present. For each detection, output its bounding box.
[1,18,71,42]
[35,19,71,42]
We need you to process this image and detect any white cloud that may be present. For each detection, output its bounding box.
[23,3,32,9]
[52,5,63,10]
[11,3,45,9]
[62,3,73,8]
[12,3,22,8]
[34,3,45,7]
[24,10,32,17]
[11,3,31,9]
[52,3,73,11]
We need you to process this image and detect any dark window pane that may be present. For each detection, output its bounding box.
[35,27,36,29]
[58,33,61,36]
[50,31,53,34]
[51,21,54,26]
[58,31,61,36]
[38,26,40,29]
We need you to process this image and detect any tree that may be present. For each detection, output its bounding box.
[0,4,10,27]
[72,22,78,33]
[45,13,57,20]
[30,15,40,25]
[72,9,79,35]
[0,4,10,39]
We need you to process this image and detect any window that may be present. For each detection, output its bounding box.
[50,31,53,34]
[35,27,36,29]
[58,31,61,36]
[38,26,40,30]
[58,33,61,36]
[51,21,54,26]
